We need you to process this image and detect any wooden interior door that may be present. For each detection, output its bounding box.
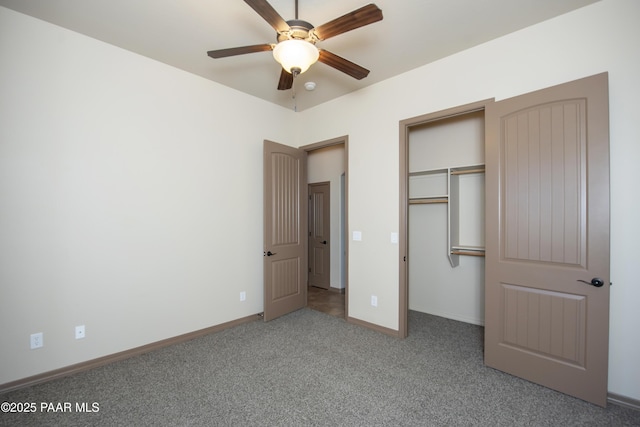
[263,140,307,321]
[308,182,331,289]
[485,73,610,406]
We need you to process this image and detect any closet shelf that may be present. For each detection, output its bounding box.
[451,245,484,250]
[408,163,485,267]
[409,168,448,177]
[449,165,485,266]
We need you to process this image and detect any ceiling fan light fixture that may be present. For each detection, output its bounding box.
[273,39,319,74]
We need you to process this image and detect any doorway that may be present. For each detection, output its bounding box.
[263,137,348,321]
[399,100,490,337]
[303,137,348,319]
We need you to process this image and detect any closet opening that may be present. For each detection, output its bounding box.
[399,100,491,338]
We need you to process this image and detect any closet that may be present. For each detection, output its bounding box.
[407,109,485,325]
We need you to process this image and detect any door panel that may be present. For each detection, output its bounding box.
[264,140,307,321]
[308,182,330,289]
[485,73,610,406]
[502,100,586,265]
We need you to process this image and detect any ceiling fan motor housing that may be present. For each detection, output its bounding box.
[277,19,316,43]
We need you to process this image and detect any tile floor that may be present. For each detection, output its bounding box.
[307,286,345,318]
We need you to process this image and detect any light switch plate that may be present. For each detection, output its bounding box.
[391,232,398,244]
[353,231,362,241]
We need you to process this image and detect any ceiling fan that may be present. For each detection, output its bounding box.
[207,0,383,90]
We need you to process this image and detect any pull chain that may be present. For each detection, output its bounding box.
[291,68,300,112]
[292,81,297,112]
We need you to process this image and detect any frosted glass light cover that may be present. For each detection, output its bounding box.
[273,40,319,74]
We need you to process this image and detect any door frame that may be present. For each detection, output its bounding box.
[301,136,349,319]
[398,99,492,338]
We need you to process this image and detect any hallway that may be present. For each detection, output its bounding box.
[307,286,345,318]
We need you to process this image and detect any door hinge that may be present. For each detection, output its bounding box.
[308,267,311,273]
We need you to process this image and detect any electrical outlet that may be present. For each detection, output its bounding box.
[75,325,85,340]
[240,291,246,302]
[30,332,43,349]
[371,295,378,307]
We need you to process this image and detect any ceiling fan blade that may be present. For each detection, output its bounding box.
[277,68,294,90]
[312,4,383,41]
[207,44,273,58]
[318,49,370,80]
[244,0,290,33]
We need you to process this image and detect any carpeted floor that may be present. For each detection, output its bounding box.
[1,309,639,426]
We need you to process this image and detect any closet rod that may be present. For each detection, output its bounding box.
[451,250,485,257]
[450,168,485,176]
[409,198,448,204]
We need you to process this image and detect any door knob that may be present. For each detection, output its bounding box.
[321,241,327,245]
[264,251,277,257]
[577,278,604,287]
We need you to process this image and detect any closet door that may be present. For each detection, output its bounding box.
[485,73,610,406]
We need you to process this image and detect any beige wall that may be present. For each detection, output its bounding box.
[297,0,640,401]
[0,7,293,384]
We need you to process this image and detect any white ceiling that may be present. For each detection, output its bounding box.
[0,0,599,111]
